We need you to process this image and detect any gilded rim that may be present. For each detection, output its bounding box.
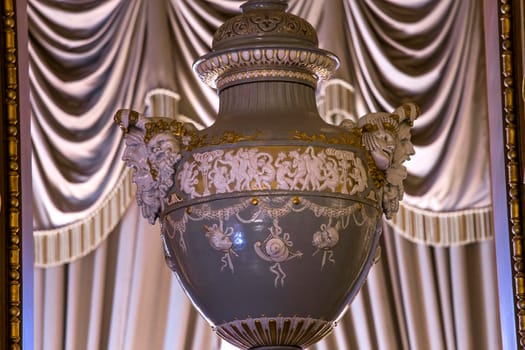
[193,47,339,89]
[2,0,22,348]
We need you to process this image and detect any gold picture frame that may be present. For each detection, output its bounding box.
[485,0,525,348]
[1,0,31,348]
[0,0,522,348]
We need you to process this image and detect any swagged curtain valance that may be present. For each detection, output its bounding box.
[30,0,492,267]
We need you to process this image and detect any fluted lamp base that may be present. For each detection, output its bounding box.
[250,347,302,350]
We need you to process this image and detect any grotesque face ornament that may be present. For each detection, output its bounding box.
[359,112,400,170]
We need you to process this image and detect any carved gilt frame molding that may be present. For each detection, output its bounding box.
[499,0,525,348]
[489,0,525,348]
[1,0,22,348]
[0,0,523,349]
[1,0,31,348]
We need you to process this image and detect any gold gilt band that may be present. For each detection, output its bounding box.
[217,69,318,90]
[3,0,22,348]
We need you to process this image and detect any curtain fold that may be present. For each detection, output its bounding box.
[338,0,490,212]
[30,0,150,265]
[34,202,221,350]
[30,0,501,349]
[30,0,147,226]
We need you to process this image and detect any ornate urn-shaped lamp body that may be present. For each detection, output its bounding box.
[115,1,418,349]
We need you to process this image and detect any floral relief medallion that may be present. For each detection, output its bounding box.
[254,219,303,287]
[312,219,341,269]
[204,221,239,273]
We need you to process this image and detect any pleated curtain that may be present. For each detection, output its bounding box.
[30,0,501,349]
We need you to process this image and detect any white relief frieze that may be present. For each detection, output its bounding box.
[177,146,368,198]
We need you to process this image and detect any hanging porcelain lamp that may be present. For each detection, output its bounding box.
[115,1,418,349]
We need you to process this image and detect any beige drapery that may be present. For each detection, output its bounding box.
[31,0,501,349]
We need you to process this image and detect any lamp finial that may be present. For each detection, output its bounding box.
[241,0,288,12]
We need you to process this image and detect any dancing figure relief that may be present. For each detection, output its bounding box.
[178,162,199,195]
[209,164,232,194]
[255,154,276,189]
[275,152,295,189]
[179,146,369,198]
[218,150,243,191]
[348,158,367,195]
[318,158,339,191]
